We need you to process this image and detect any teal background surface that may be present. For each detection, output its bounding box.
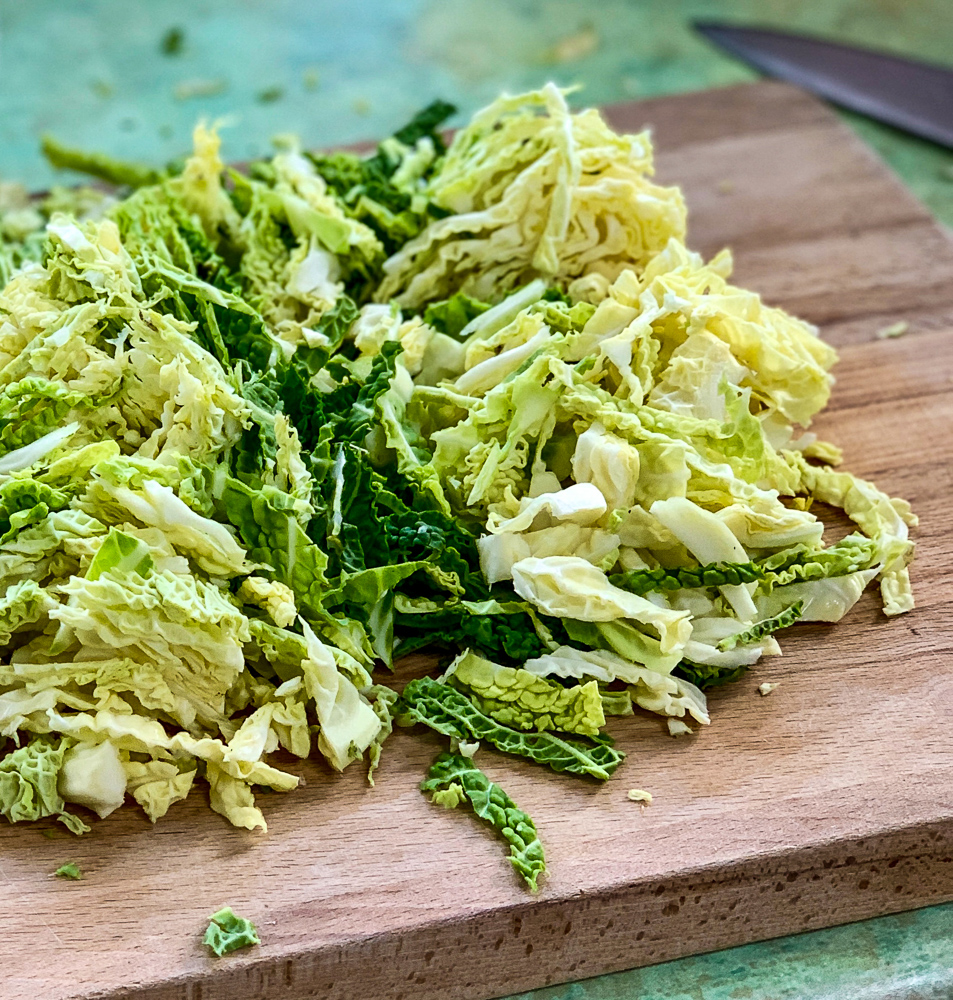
[1,2,951,997]
[505,906,953,1000]
[2,1,952,223]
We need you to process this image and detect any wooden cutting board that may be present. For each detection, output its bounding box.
[4,81,953,1000]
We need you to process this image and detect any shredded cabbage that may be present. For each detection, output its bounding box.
[0,86,913,890]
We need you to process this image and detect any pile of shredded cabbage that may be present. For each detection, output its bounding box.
[0,86,915,882]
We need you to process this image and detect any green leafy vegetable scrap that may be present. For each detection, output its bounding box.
[422,753,546,891]
[160,27,185,56]
[717,602,804,651]
[400,676,624,780]
[203,907,261,957]
[0,739,89,835]
[445,650,606,737]
[40,135,161,188]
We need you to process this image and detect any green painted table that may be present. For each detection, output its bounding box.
[2,3,951,998]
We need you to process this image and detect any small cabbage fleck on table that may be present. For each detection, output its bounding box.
[0,85,915,889]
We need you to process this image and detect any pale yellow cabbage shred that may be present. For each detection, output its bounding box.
[378,83,687,307]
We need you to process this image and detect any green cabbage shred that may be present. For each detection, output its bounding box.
[422,752,546,891]
[203,907,261,957]
[400,676,624,780]
[717,601,805,651]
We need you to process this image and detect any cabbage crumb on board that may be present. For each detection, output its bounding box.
[0,86,916,890]
[203,907,260,957]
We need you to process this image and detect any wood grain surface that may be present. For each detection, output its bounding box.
[3,81,953,1000]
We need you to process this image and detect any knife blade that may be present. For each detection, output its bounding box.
[694,22,953,149]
